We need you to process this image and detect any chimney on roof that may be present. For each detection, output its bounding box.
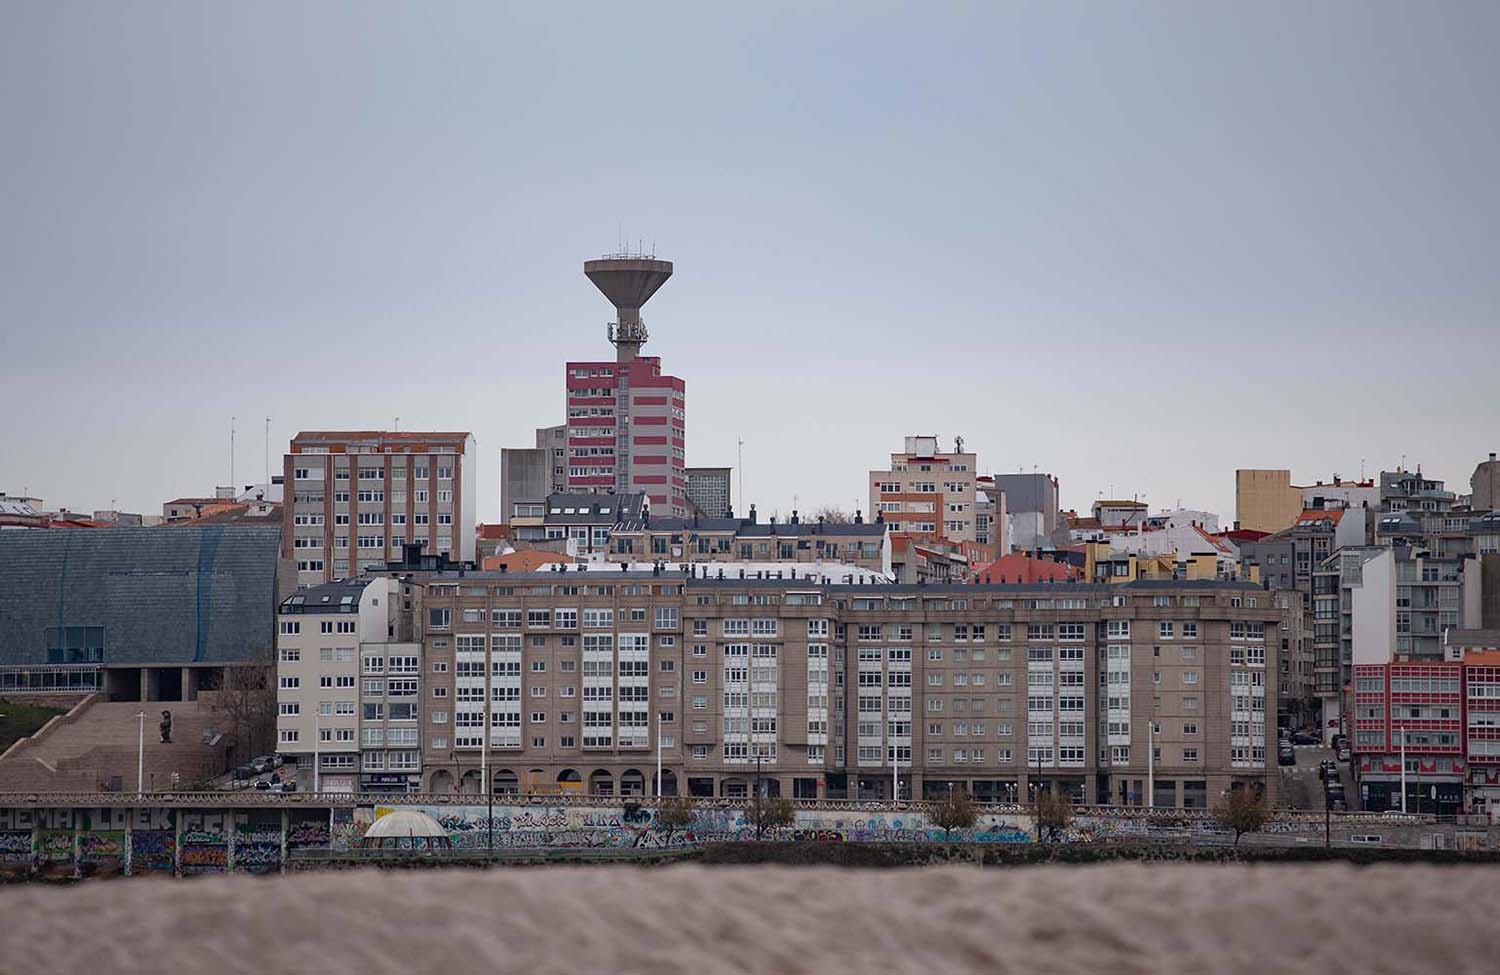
[747,504,757,524]
[791,509,799,525]
[854,509,864,524]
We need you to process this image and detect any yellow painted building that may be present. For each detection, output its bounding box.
[1235,469,1303,534]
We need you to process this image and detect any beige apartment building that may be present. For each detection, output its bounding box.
[275,577,423,793]
[283,430,477,585]
[393,571,1279,806]
[1235,469,1304,534]
[606,507,891,575]
[870,436,979,542]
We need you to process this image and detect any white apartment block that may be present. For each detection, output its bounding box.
[275,577,423,793]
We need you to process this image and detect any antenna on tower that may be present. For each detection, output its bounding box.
[585,253,673,363]
[264,417,271,487]
[230,416,237,489]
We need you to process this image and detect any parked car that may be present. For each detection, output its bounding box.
[253,778,273,790]
[1292,731,1320,746]
[232,765,255,781]
[1278,748,1296,766]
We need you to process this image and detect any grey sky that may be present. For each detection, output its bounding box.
[3,1,1497,523]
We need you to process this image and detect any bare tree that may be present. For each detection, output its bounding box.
[656,795,696,843]
[1212,788,1270,847]
[929,788,979,844]
[1034,786,1075,843]
[810,505,853,524]
[744,795,795,840]
[210,644,276,766]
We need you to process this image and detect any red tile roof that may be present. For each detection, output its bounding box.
[481,550,574,572]
[975,554,1082,584]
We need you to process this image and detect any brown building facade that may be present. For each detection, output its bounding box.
[282,431,477,585]
[399,572,1280,807]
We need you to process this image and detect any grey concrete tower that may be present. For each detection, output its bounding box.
[584,256,674,362]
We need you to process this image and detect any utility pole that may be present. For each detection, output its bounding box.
[313,712,320,794]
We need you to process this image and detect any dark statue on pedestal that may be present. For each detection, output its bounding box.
[159,709,172,744]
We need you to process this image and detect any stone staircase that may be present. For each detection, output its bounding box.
[0,698,235,793]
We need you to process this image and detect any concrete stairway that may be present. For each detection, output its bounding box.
[0,699,234,793]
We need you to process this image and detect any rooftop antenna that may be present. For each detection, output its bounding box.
[394,416,400,432]
[230,416,236,490]
[738,437,745,514]
[264,417,271,487]
[1360,457,1366,480]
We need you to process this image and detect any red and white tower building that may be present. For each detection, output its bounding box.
[565,255,687,516]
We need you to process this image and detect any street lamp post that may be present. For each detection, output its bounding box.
[1147,718,1155,810]
[891,743,899,803]
[1399,724,1407,815]
[1322,773,1332,848]
[136,711,145,794]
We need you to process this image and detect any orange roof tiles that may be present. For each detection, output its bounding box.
[481,550,574,572]
[975,554,1082,584]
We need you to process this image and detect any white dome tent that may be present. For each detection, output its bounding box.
[360,810,453,851]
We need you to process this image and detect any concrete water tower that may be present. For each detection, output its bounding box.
[584,253,673,362]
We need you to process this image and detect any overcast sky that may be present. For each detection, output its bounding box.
[3,1,1498,524]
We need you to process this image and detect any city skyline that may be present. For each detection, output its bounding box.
[3,2,1498,523]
